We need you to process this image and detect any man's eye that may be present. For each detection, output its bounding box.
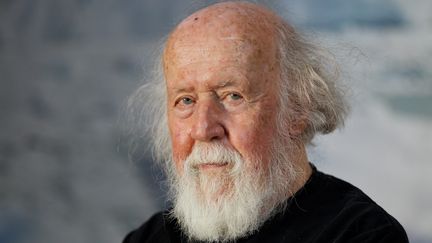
[228,93,243,100]
[179,97,194,105]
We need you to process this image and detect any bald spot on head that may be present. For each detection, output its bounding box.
[163,2,286,80]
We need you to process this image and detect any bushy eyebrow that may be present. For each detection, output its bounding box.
[170,86,194,95]
[169,80,241,95]
[217,80,237,88]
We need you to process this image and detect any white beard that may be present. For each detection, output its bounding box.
[170,141,299,242]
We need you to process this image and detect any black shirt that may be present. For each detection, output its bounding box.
[123,166,409,243]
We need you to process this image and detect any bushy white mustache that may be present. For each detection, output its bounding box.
[183,142,243,175]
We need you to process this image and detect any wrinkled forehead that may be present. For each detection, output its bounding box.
[173,2,279,40]
[163,2,281,69]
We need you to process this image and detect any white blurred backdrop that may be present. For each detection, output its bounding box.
[0,0,431,242]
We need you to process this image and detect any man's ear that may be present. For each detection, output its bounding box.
[288,116,308,138]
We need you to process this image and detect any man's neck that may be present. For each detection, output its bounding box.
[290,143,313,197]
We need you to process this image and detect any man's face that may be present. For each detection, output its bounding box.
[159,4,306,241]
[164,26,281,189]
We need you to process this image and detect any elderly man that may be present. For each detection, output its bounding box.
[124,2,408,243]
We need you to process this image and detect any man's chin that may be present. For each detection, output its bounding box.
[196,175,234,203]
[193,163,233,179]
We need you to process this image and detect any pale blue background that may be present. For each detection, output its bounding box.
[1,0,431,242]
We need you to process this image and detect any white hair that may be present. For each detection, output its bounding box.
[124,40,172,169]
[275,21,349,144]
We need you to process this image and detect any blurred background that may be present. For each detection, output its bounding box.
[0,0,431,242]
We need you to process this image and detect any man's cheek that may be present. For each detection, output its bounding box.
[171,133,191,168]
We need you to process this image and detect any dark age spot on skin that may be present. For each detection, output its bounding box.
[194,17,199,21]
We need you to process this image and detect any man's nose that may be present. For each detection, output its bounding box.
[190,100,225,142]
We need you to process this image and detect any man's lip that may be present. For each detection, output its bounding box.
[196,162,229,170]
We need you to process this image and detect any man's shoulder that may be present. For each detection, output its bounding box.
[123,211,173,243]
[306,168,388,210]
[297,168,409,242]
[312,169,395,218]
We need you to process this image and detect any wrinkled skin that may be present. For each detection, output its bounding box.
[163,2,311,189]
